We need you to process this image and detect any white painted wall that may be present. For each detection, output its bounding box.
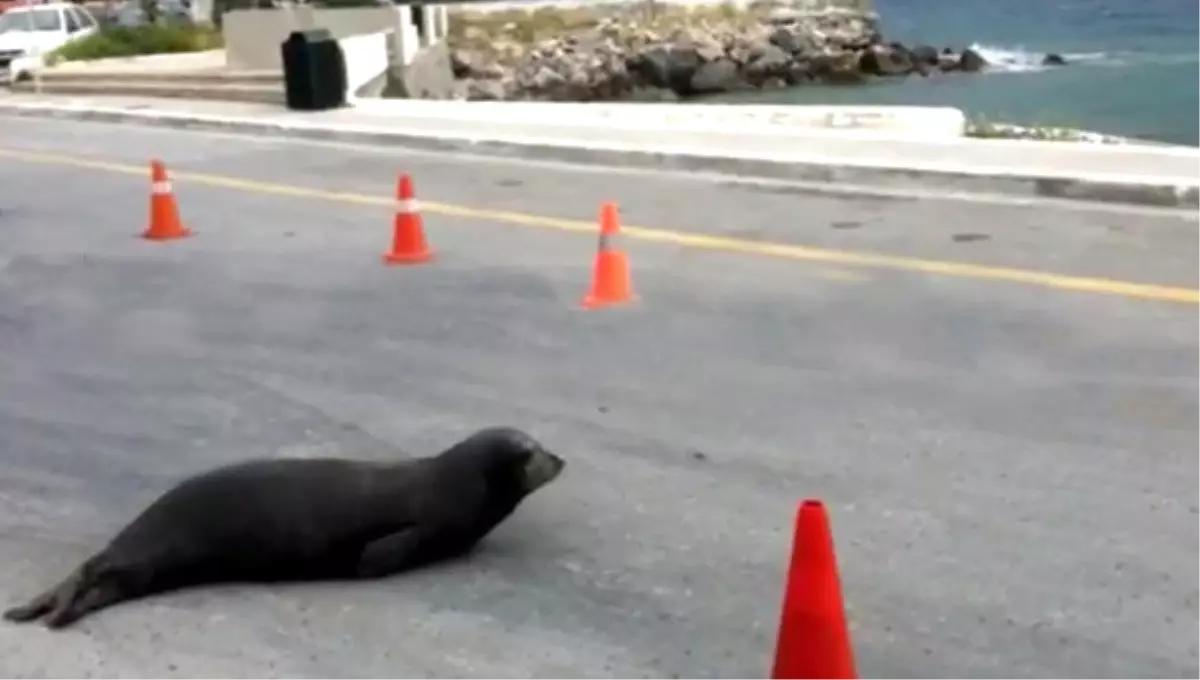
[337,30,391,98]
[392,4,422,66]
[223,5,450,71]
[393,4,450,63]
[332,5,454,101]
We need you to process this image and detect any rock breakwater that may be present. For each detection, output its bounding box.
[447,1,1017,102]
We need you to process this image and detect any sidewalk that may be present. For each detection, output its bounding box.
[1,93,1196,209]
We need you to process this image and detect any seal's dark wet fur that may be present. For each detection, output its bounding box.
[3,426,565,630]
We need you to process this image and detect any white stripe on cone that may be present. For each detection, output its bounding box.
[152,181,172,194]
[397,198,419,213]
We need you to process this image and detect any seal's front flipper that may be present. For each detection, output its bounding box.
[355,527,454,579]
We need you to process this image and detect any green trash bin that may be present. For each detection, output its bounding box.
[281,28,348,111]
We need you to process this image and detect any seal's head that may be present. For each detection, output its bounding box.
[444,426,565,497]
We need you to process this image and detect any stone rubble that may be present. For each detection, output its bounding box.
[445,2,1047,102]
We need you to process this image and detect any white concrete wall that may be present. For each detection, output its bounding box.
[223,5,450,72]
[392,4,422,66]
[393,4,450,60]
[337,30,391,99]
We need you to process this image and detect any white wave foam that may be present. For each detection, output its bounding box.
[967,43,1109,72]
[1112,51,1200,67]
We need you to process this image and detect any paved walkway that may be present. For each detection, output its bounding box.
[1,93,1196,209]
[0,116,1196,678]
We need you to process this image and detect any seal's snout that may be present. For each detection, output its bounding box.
[464,426,565,493]
[523,447,565,492]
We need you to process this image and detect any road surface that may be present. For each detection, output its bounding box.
[0,116,1195,679]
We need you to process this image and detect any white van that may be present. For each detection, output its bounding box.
[0,2,101,81]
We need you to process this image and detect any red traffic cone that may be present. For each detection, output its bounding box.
[142,159,191,241]
[383,173,433,265]
[771,499,857,679]
[581,201,635,309]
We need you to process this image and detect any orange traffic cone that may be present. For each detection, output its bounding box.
[142,159,191,241]
[581,202,634,309]
[383,173,433,265]
[771,499,858,680]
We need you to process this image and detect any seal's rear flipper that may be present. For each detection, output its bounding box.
[3,554,131,630]
[3,586,60,623]
[3,561,90,625]
[43,577,128,629]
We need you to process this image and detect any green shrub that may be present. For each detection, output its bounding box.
[964,114,1103,143]
[51,23,224,63]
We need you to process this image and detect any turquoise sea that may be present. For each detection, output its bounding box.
[713,0,1200,146]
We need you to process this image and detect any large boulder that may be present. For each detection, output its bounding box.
[628,44,703,93]
[743,43,792,85]
[858,42,915,76]
[464,79,509,101]
[908,44,940,68]
[957,48,988,72]
[689,58,752,94]
[809,51,867,84]
[515,64,569,100]
[767,25,813,55]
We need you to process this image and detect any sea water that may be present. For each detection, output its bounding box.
[711,0,1200,145]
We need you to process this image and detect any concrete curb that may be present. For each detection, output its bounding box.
[2,101,1197,211]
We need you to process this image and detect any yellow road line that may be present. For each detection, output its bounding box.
[2,147,1196,306]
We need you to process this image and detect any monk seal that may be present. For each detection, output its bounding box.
[3,425,565,630]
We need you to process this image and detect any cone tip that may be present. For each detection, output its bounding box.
[600,201,620,232]
[397,173,415,198]
[797,498,830,527]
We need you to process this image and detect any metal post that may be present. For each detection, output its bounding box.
[21,0,43,94]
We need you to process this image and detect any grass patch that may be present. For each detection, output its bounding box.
[50,23,224,63]
[964,114,1120,143]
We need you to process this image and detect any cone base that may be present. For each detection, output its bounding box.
[382,250,434,265]
[581,249,634,309]
[580,292,636,309]
[142,226,192,241]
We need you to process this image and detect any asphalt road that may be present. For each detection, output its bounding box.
[0,116,1196,679]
